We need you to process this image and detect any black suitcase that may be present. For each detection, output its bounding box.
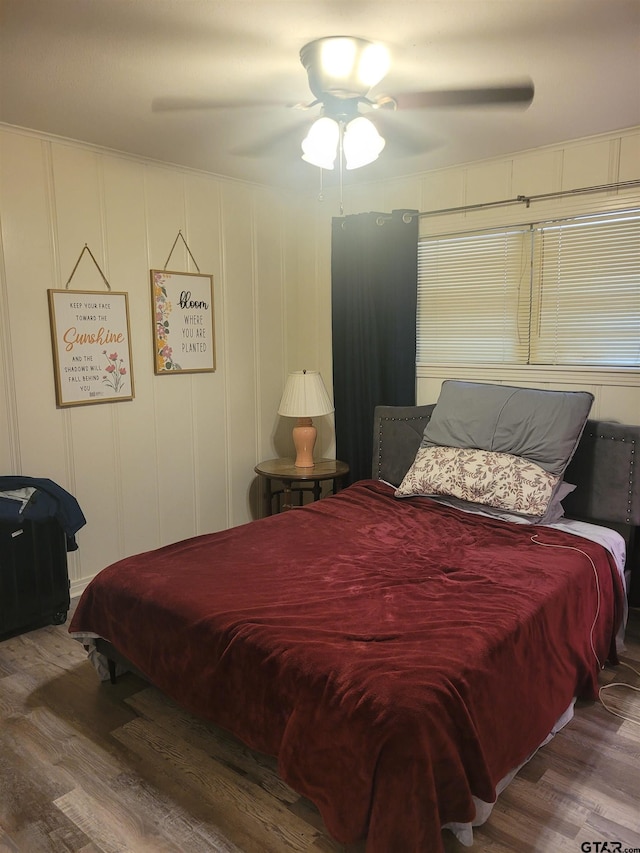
[0,517,70,637]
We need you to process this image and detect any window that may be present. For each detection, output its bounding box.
[417,209,640,368]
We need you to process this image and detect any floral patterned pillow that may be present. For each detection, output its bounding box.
[395,446,560,516]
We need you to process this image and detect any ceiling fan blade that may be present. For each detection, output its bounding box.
[390,81,534,110]
[152,96,293,112]
[371,114,442,158]
[231,121,311,158]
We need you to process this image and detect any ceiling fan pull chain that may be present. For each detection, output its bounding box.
[338,123,345,217]
[317,168,325,204]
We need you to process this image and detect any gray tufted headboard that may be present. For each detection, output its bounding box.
[372,404,640,602]
[372,404,639,526]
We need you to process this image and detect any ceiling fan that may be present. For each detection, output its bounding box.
[153,35,534,170]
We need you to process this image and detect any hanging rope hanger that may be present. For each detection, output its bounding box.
[64,244,111,290]
[163,230,201,273]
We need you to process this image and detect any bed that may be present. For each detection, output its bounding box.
[69,382,640,852]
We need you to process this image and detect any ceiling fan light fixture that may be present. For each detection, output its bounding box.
[301,36,389,99]
[301,116,339,169]
[343,116,385,169]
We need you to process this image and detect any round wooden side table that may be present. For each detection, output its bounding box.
[254,458,350,515]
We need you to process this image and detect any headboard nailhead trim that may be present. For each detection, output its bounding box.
[588,431,635,524]
[376,415,429,479]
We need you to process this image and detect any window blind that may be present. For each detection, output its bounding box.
[417,229,531,364]
[417,208,640,368]
[532,210,640,366]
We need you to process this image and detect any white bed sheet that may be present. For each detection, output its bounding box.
[547,517,628,651]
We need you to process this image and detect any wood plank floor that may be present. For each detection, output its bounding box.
[1,601,639,853]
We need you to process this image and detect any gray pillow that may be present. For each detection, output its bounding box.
[421,381,594,477]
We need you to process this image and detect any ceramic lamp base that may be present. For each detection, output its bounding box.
[292,418,317,467]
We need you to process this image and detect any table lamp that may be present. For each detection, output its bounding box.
[277,370,334,467]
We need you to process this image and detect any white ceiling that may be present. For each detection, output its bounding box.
[1,0,639,193]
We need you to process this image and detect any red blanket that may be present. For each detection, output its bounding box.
[70,480,622,852]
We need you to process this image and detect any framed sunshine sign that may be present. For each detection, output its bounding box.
[47,289,135,407]
[151,270,215,374]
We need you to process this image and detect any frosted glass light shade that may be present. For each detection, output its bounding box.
[344,116,385,169]
[357,42,390,88]
[301,117,339,169]
[300,37,390,99]
[277,370,334,418]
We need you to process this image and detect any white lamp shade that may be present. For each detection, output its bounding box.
[277,370,334,418]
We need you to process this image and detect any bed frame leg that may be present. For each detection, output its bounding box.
[107,658,117,685]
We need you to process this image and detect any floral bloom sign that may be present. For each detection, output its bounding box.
[47,289,135,406]
[151,270,215,374]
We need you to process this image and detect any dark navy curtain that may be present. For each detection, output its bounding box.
[331,209,418,484]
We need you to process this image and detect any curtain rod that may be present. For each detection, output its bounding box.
[410,178,640,220]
